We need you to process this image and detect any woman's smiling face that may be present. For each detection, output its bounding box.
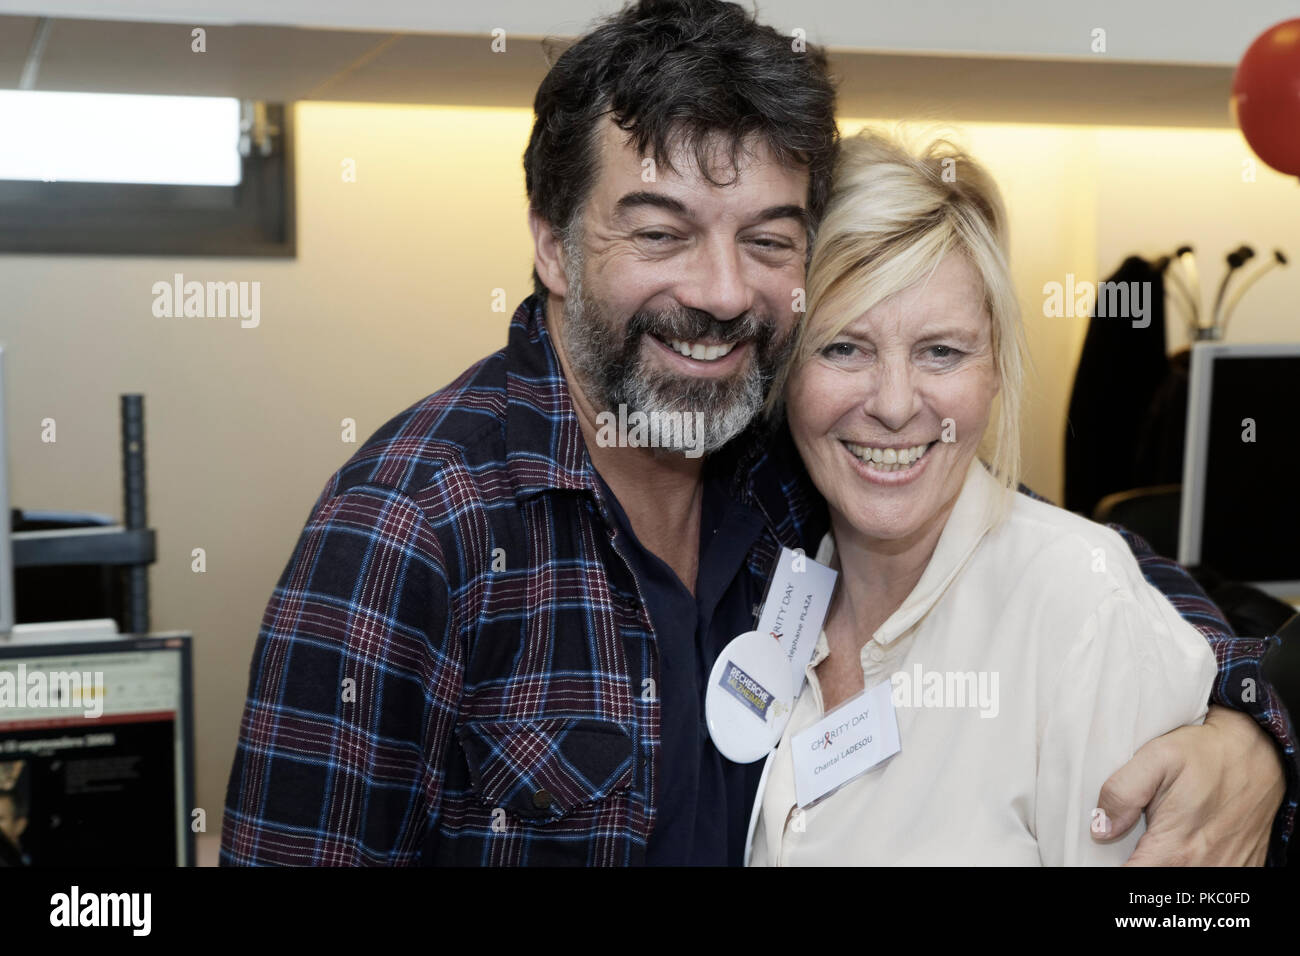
[786,252,1000,546]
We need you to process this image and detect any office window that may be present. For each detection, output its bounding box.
[0,92,294,257]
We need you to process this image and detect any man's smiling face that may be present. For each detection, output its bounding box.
[551,116,811,454]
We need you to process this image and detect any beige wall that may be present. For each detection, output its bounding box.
[1,102,537,829]
[2,102,1298,827]
[1094,126,1300,352]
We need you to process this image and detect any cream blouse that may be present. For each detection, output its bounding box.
[746,459,1217,866]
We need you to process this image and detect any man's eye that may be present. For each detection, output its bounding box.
[638,231,679,243]
[748,237,792,250]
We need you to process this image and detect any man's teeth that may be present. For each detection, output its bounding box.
[844,442,934,471]
[667,338,737,361]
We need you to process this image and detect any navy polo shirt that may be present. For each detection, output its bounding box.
[594,459,770,866]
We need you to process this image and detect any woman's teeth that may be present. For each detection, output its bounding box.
[845,441,933,472]
[666,338,737,361]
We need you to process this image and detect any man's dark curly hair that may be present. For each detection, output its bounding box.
[523,0,840,302]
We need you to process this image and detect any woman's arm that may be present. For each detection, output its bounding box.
[1036,587,1218,866]
[1018,482,1297,865]
[1105,525,1295,866]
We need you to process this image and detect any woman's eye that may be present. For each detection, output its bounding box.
[821,342,858,359]
[927,345,963,361]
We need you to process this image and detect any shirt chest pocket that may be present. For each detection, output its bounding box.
[455,716,636,822]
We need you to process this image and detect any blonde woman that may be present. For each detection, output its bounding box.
[746,130,1216,865]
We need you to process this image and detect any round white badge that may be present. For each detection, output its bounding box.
[705,630,795,764]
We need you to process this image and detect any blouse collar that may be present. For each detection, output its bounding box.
[812,458,1005,649]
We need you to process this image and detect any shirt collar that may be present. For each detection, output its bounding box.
[816,458,1005,646]
[724,417,827,551]
[504,295,600,499]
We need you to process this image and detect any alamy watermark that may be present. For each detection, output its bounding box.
[890,664,999,719]
[50,886,151,936]
[594,404,706,459]
[0,666,104,719]
[151,273,260,328]
[1043,275,1151,329]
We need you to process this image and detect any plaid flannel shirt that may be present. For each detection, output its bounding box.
[221,294,1296,866]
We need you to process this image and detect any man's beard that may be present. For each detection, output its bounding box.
[560,261,792,457]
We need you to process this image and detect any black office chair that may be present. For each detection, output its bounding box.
[1092,484,1182,560]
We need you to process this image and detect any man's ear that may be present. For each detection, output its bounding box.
[529,208,569,299]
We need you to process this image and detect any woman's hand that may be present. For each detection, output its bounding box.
[1092,705,1286,865]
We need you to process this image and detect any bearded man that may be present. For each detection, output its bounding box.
[221,0,1294,867]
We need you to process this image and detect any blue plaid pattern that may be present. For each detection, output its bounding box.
[221,294,1296,866]
[220,295,817,865]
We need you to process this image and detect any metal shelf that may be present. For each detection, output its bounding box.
[12,526,155,568]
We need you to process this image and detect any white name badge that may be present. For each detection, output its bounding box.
[791,678,901,808]
[755,546,839,696]
[705,546,838,764]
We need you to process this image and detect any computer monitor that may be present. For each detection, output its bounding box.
[0,344,13,637]
[1179,342,1300,599]
[0,633,195,866]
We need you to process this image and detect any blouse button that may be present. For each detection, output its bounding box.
[868,645,885,663]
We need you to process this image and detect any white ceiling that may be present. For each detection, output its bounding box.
[0,14,1238,128]
[0,0,1289,66]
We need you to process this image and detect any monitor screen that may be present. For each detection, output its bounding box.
[1180,343,1300,594]
[0,635,194,866]
[0,344,13,638]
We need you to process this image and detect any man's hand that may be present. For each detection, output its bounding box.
[1093,705,1285,865]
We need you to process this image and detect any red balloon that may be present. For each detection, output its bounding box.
[1231,19,1300,177]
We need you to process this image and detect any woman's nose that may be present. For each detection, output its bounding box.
[864,359,922,431]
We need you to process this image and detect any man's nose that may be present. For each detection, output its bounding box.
[865,357,922,431]
[676,234,754,324]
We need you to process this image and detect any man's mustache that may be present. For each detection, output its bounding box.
[625,306,777,349]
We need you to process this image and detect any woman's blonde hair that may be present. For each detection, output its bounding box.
[772,126,1027,516]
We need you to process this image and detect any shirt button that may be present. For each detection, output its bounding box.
[532,789,553,809]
